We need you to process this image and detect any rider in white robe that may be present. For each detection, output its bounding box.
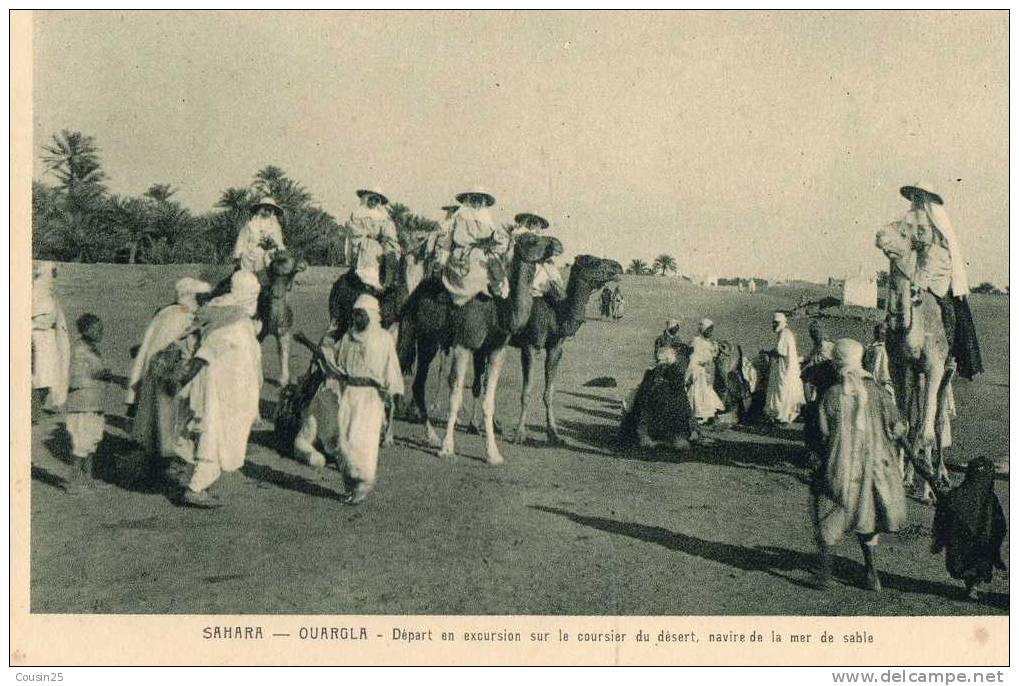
[348,188,399,290]
[233,197,285,275]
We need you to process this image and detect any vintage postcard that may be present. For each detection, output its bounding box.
[10,10,1009,666]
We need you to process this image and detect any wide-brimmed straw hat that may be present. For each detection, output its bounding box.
[356,187,390,205]
[455,186,496,207]
[514,212,550,229]
[250,197,284,216]
[900,183,944,206]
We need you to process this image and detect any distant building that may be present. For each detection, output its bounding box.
[842,267,878,308]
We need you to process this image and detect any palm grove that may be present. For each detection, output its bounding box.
[32,130,441,266]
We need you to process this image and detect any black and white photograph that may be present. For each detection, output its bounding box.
[17,9,1009,663]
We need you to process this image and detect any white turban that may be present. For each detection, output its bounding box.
[699,318,714,333]
[175,277,211,303]
[353,293,380,313]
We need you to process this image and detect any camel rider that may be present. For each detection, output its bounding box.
[233,197,286,277]
[899,184,983,379]
[421,204,458,281]
[348,187,400,291]
[438,186,511,306]
[512,212,565,302]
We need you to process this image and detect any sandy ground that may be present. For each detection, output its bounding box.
[29,264,1009,615]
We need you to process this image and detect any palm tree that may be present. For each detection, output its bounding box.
[653,254,678,276]
[143,183,177,204]
[627,259,650,275]
[216,187,254,213]
[41,130,106,194]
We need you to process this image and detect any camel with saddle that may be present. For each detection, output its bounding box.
[875,216,955,503]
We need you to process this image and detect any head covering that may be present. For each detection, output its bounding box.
[356,187,390,206]
[455,186,496,207]
[900,183,944,206]
[442,204,460,214]
[834,338,873,430]
[353,293,380,313]
[923,198,969,296]
[773,311,787,331]
[250,197,284,216]
[665,318,680,332]
[175,277,211,303]
[698,318,714,333]
[514,212,550,230]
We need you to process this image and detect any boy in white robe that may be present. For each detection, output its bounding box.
[32,261,70,421]
[173,271,263,509]
[319,294,404,504]
[126,278,211,472]
[765,312,805,424]
[686,318,725,423]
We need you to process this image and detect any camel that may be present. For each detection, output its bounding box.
[506,255,623,445]
[396,232,559,465]
[875,220,954,503]
[256,250,307,387]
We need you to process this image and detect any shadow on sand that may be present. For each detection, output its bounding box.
[530,505,1008,612]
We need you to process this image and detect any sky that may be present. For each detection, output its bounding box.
[32,10,1008,284]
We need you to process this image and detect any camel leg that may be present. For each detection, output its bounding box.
[510,347,536,445]
[277,333,291,387]
[413,341,441,448]
[934,362,956,488]
[439,347,471,460]
[544,343,566,446]
[468,350,487,435]
[482,347,507,466]
[382,396,395,448]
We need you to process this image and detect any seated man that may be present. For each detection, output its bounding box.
[349,187,400,291]
[653,319,686,364]
[438,187,511,306]
[620,346,693,449]
[512,212,565,302]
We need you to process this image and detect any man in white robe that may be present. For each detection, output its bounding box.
[348,187,400,290]
[686,318,725,423]
[126,278,211,467]
[801,320,835,403]
[765,312,805,424]
[175,271,263,508]
[233,197,285,275]
[317,294,404,504]
[32,261,70,420]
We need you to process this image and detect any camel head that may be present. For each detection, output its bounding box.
[268,250,307,279]
[875,220,915,267]
[513,233,561,264]
[570,255,624,288]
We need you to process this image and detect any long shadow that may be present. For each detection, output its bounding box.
[531,506,1008,613]
[563,403,620,423]
[42,424,74,466]
[31,464,68,491]
[558,390,619,406]
[240,461,347,503]
[95,433,167,494]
